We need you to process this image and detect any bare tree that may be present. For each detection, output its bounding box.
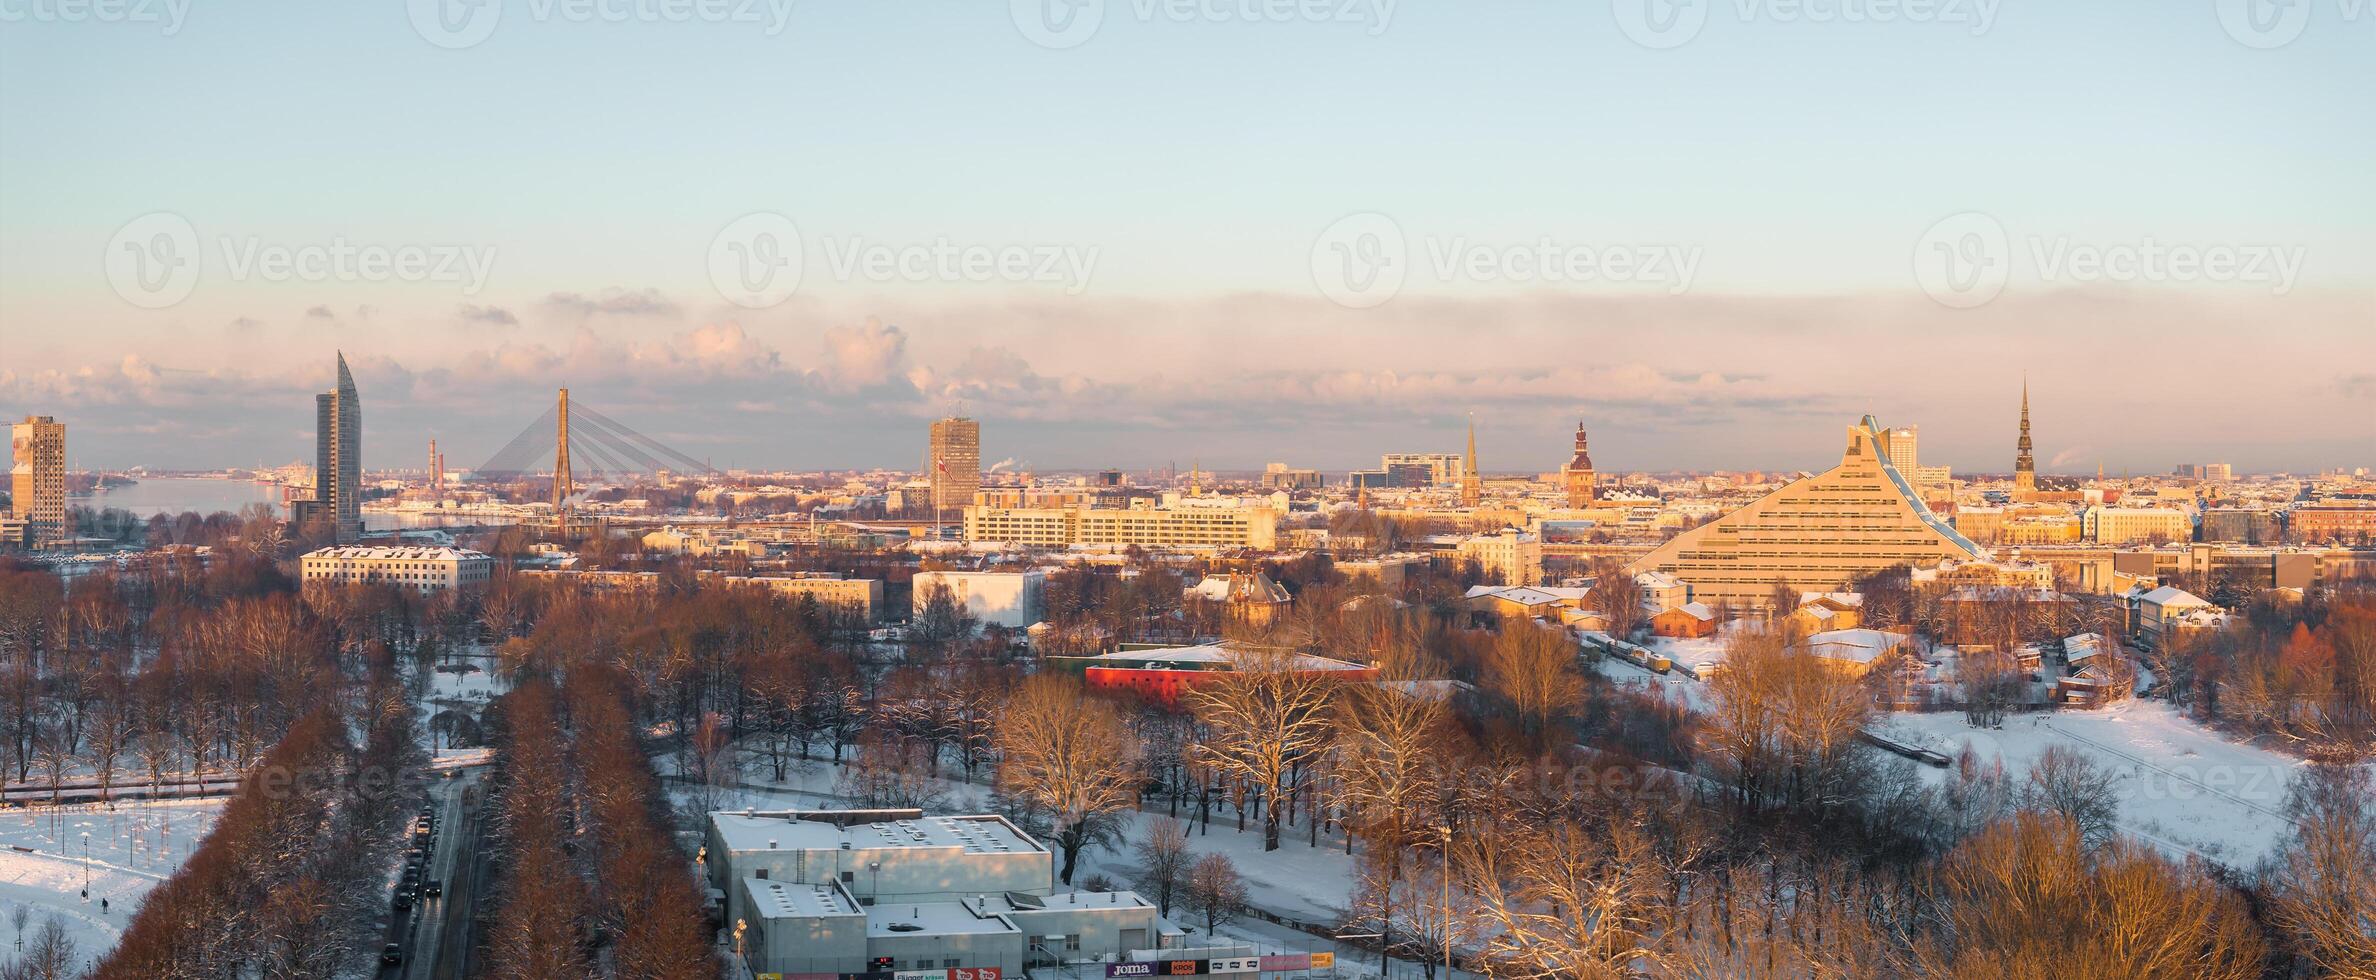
[2017,744,2119,847]
[993,674,1144,884]
[1914,813,2266,979]
[1187,647,1339,851]
[1183,853,1249,935]
[2266,755,2376,978]
[1482,622,1584,740]
[1132,817,1194,918]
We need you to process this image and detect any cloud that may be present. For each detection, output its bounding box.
[542,288,680,319]
[304,305,336,320]
[818,318,910,390]
[11,289,2371,472]
[457,304,520,327]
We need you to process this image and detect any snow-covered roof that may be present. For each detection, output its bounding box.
[1663,602,1714,622]
[1075,643,1369,673]
[1807,628,1911,665]
[1464,585,1590,606]
[302,546,490,561]
[745,878,862,919]
[2138,585,2212,608]
[710,812,1041,856]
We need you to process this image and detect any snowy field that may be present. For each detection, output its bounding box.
[0,798,224,972]
[1873,702,2307,865]
[1590,638,2313,866]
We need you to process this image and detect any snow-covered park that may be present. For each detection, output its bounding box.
[0,798,225,973]
[1874,701,2305,865]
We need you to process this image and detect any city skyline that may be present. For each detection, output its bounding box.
[3,2,2370,474]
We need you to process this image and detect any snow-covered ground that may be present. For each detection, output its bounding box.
[0,798,224,972]
[1872,702,2306,865]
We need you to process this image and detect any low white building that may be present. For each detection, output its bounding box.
[299,545,492,593]
[705,810,1174,977]
[913,569,1047,629]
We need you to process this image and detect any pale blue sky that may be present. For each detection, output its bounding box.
[2,1,2370,472]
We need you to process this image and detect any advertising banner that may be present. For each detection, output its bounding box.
[1106,965,1157,979]
[1259,955,1311,972]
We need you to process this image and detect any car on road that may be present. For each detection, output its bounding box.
[381,943,404,966]
[425,879,442,898]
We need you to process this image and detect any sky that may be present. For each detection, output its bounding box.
[1,0,2370,476]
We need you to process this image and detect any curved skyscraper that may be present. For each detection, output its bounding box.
[313,352,363,544]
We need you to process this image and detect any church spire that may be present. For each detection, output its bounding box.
[2014,374,2037,495]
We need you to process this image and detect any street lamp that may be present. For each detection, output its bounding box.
[80,832,91,899]
[1439,823,1452,980]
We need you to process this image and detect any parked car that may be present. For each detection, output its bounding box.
[381,943,404,966]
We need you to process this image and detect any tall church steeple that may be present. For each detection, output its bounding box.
[2014,375,2037,496]
[1563,420,1597,508]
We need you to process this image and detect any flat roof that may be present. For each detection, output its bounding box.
[867,902,1021,938]
[745,878,862,919]
[712,812,1043,856]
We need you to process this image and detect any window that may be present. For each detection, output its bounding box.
[754,869,768,880]
[1066,935,1082,951]
[841,871,854,882]
[944,960,960,969]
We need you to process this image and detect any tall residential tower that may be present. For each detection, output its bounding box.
[9,416,65,549]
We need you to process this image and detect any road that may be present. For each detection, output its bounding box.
[370,768,483,980]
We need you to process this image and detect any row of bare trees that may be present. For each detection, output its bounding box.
[96,681,422,980]
[480,671,714,979]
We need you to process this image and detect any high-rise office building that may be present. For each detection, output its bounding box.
[928,417,981,518]
[1879,425,1918,475]
[9,415,65,549]
[1561,421,1596,507]
[2013,378,2036,496]
[1630,416,1984,608]
[314,352,363,544]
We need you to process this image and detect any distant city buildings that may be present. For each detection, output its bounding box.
[963,500,1280,551]
[300,545,491,592]
[1456,526,1544,586]
[8,415,65,549]
[928,417,982,520]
